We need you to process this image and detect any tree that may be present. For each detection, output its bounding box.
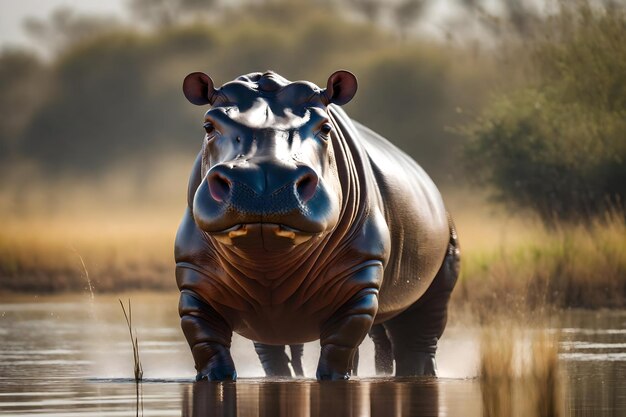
[23,7,122,53]
[0,50,49,162]
[463,3,626,224]
[455,0,542,39]
[128,0,218,28]
[346,0,384,24]
[393,0,426,39]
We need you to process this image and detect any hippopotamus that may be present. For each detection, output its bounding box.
[176,70,460,381]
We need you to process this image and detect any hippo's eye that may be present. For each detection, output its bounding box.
[204,122,215,135]
[320,123,332,135]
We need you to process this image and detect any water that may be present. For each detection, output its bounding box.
[0,293,624,416]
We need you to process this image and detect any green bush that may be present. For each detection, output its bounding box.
[463,3,626,224]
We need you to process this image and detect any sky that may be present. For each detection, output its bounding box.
[0,0,126,48]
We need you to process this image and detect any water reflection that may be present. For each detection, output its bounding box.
[1,294,624,416]
[183,382,238,417]
[183,378,440,417]
[136,381,144,417]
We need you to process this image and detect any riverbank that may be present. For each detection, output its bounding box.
[455,212,626,312]
[1,195,624,310]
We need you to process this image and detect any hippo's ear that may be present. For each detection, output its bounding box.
[323,70,358,106]
[183,72,217,106]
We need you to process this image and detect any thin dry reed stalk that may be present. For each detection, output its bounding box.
[119,298,143,382]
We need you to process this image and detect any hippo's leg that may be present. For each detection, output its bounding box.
[179,289,236,381]
[316,265,381,380]
[253,343,292,377]
[384,227,460,377]
[253,343,305,377]
[368,323,393,375]
[289,344,305,376]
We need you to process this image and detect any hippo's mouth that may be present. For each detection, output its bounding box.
[210,223,318,247]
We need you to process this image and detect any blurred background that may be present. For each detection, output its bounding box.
[0,0,624,311]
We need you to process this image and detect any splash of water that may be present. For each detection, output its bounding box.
[69,245,95,302]
[69,246,99,323]
[76,252,95,303]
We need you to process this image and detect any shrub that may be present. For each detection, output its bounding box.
[463,3,626,224]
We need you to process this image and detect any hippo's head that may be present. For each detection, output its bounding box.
[182,70,357,250]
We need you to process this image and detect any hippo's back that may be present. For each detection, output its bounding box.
[353,120,450,322]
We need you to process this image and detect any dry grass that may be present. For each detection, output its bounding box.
[1,186,624,313]
[529,331,562,417]
[0,209,179,293]
[480,325,565,417]
[480,327,514,417]
[0,159,186,293]
[455,209,626,315]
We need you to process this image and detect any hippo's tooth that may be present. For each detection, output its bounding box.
[275,226,296,239]
[227,224,248,238]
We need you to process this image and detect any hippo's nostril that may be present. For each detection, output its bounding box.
[295,172,319,203]
[208,172,232,202]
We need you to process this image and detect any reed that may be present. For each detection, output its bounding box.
[529,331,562,417]
[479,327,514,417]
[479,325,564,417]
[119,298,143,382]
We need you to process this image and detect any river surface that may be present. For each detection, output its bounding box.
[0,293,624,416]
